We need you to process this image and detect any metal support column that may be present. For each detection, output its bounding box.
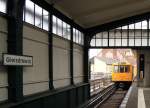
[70,26,74,85]
[84,33,90,83]
[7,0,25,102]
[48,13,54,89]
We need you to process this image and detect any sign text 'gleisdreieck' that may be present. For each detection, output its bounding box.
[3,54,33,66]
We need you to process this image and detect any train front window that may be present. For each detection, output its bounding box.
[114,65,130,73]
[114,66,119,72]
[120,65,124,72]
[125,66,130,72]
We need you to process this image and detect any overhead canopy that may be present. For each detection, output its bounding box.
[45,0,150,28]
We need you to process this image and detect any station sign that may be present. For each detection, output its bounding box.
[3,54,33,66]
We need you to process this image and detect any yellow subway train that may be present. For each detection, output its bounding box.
[112,63,133,86]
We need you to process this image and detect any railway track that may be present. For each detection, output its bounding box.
[79,84,128,108]
[95,88,128,108]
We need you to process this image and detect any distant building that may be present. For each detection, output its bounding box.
[90,56,119,80]
[90,49,137,80]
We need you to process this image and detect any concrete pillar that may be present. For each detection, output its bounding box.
[144,53,150,87]
[135,50,142,87]
[136,50,150,87]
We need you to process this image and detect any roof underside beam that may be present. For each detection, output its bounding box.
[86,11,150,37]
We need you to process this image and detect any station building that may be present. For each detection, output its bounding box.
[0,0,150,108]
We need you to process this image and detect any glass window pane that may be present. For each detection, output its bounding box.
[109,39,114,46]
[116,27,121,29]
[81,33,84,45]
[142,21,147,39]
[135,28,141,35]
[122,39,127,46]
[52,15,57,34]
[101,32,108,39]
[102,39,108,46]
[57,18,62,36]
[142,30,147,37]
[135,22,141,29]
[122,30,127,38]
[109,30,115,38]
[120,66,124,73]
[114,66,119,72]
[43,9,49,31]
[129,30,134,37]
[23,10,25,21]
[129,24,134,29]
[73,28,76,42]
[79,32,82,44]
[96,39,102,46]
[115,39,121,46]
[90,39,95,46]
[66,24,70,40]
[96,33,102,39]
[115,30,121,39]
[142,39,147,46]
[0,0,7,13]
[76,30,79,43]
[125,66,129,72]
[103,32,108,38]
[62,22,67,38]
[149,19,150,29]
[129,39,134,46]
[35,5,42,28]
[122,26,128,29]
[25,0,34,24]
[142,20,147,29]
[135,39,141,46]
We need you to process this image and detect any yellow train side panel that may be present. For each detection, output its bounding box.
[112,73,132,82]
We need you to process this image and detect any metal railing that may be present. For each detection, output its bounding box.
[90,77,112,96]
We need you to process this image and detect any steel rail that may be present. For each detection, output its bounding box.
[79,84,117,108]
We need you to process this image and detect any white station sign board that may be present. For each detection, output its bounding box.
[3,54,33,66]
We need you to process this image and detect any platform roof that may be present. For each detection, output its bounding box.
[45,0,150,28]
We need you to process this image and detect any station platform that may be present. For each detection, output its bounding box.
[120,81,150,108]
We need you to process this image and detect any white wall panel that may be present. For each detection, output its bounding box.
[0,17,8,102]
[0,88,7,102]
[23,24,49,95]
[0,17,7,33]
[0,32,7,53]
[73,44,84,84]
[53,36,70,88]
[23,24,48,44]
[23,82,49,95]
[53,35,70,49]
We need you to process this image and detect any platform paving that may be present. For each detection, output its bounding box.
[125,82,138,108]
[143,88,150,108]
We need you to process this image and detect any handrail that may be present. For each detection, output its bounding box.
[90,77,112,96]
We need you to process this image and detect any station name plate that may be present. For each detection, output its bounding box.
[3,54,33,66]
